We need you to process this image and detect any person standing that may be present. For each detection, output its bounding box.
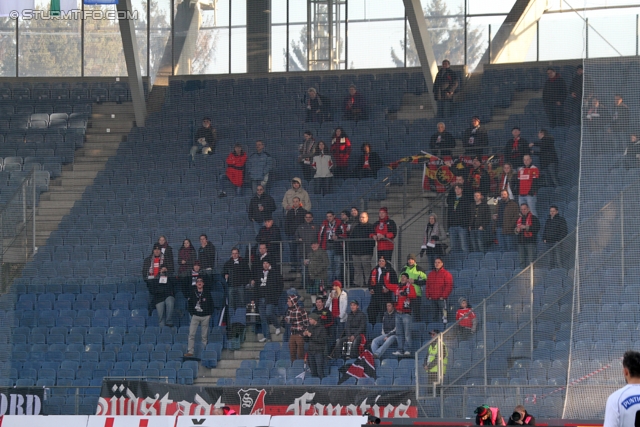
[603,351,640,427]
[425,258,453,325]
[197,234,216,273]
[424,329,448,384]
[422,213,444,269]
[386,273,417,356]
[256,260,284,343]
[326,281,348,350]
[330,128,352,178]
[469,191,492,253]
[495,189,520,252]
[429,122,456,157]
[298,130,318,181]
[285,295,308,361]
[542,205,568,269]
[515,203,540,269]
[350,211,375,288]
[517,155,540,217]
[462,116,489,156]
[542,67,567,128]
[142,243,175,327]
[367,256,396,325]
[246,140,273,194]
[224,143,247,196]
[370,207,397,261]
[304,313,328,379]
[447,185,471,253]
[184,277,214,357]
[312,141,334,196]
[433,60,459,118]
[318,211,347,282]
[222,247,251,309]
[504,127,529,170]
[248,185,277,235]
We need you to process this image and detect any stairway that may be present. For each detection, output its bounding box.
[34,103,135,249]
[485,90,541,131]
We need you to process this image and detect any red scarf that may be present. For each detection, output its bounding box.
[517,213,533,238]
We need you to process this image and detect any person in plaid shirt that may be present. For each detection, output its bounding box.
[285,295,308,362]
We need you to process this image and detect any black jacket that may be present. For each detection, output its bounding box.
[447,196,471,228]
[462,126,489,153]
[380,310,396,336]
[187,287,214,317]
[349,223,375,256]
[194,126,217,151]
[504,137,529,169]
[610,104,630,133]
[285,207,308,237]
[197,242,216,270]
[533,136,558,169]
[430,131,456,152]
[305,323,328,354]
[256,225,282,253]
[469,167,490,197]
[542,214,568,244]
[255,267,283,305]
[248,194,276,224]
[356,152,383,178]
[433,68,459,101]
[507,411,535,425]
[344,309,367,338]
[222,257,251,287]
[470,202,492,230]
[543,74,567,106]
[142,255,174,304]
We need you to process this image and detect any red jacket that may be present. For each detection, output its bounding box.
[318,219,347,250]
[225,151,247,187]
[370,218,397,251]
[426,268,453,299]
[330,137,351,168]
[385,282,417,314]
[456,307,476,329]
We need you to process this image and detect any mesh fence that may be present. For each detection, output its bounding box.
[415,229,575,418]
[563,57,640,419]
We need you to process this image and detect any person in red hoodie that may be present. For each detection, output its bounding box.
[455,297,477,339]
[330,127,351,178]
[224,143,247,196]
[370,207,397,261]
[425,257,453,325]
[386,273,417,356]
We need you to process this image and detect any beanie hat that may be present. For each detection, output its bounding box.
[309,313,320,322]
[332,280,343,289]
[407,253,417,261]
[475,405,490,417]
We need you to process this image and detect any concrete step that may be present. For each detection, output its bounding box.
[76,148,118,158]
[89,119,135,129]
[72,163,106,172]
[74,156,112,163]
[91,102,134,114]
[216,359,243,369]
[59,178,96,187]
[203,368,237,379]
[82,140,122,149]
[231,350,261,359]
[44,192,85,202]
[37,207,73,217]
[84,134,125,144]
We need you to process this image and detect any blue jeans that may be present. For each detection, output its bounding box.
[395,313,412,353]
[497,228,517,252]
[518,195,537,217]
[518,243,537,269]
[326,248,343,282]
[371,334,398,357]
[258,298,277,340]
[470,229,487,252]
[437,99,453,118]
[156,296,175,327]
[448,226,469,252]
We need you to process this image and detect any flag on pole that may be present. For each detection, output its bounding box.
[51,0,61,16]
[0,0,35,17]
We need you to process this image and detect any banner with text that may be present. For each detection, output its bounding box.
[0,387,44,416]
[99,380,417,418]
[422,154,504,193]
